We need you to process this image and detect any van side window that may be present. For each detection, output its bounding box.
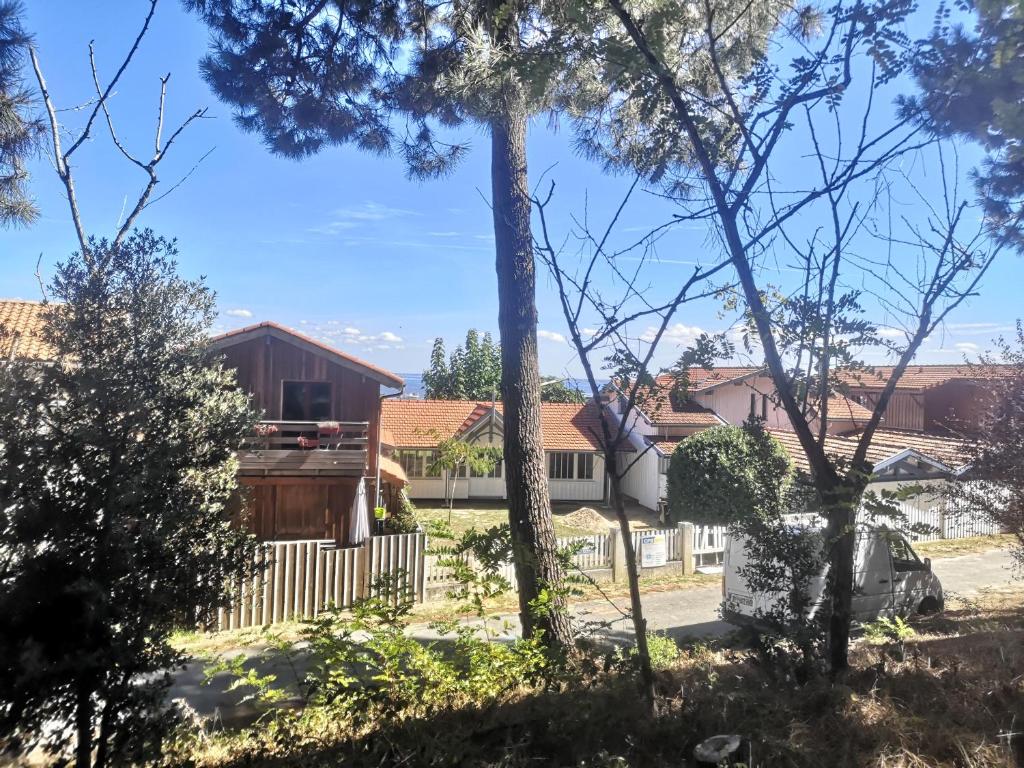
[889,535,923,572]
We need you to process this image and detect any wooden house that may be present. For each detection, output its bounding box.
[210,321,406,543]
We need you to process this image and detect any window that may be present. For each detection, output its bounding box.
[576,452,594,480]
[282,381,332,421]
[761,394,768,420]
[658,456,671,475]
[471,460,503,479]
[889,535,924,572]
[749,392,757,419]
[548,451,574,480]
[397,450,439,478]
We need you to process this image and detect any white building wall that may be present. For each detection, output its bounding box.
[403,451,605,503]
[618,448,661,510]
[693,375,790,429]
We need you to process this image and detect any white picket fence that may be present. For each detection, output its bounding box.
[873,498,1003,542]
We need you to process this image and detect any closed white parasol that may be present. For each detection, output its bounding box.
[348,477,370,545]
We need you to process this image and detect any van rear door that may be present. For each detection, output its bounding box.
[852,530,895,621]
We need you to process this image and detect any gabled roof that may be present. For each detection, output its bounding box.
[381,398,608,451]
[627,368,762,426]
[838,364,1015,392]
[0,299,56,361]
[210,321,404,389]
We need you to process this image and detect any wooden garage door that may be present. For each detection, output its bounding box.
[275,484,331,538]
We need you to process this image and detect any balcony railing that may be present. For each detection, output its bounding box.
[238,420,369,477]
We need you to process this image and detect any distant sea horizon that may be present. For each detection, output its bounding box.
[395,373,603,399]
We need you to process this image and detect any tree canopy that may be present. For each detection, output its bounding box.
[904,0,1024,245]
[0,231,258,766]
[422,330,585,403]
[0,0,41,227]
[666,423,793,526]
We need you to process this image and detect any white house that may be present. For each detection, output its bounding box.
[381,399,610,503]
[613,367,879,514]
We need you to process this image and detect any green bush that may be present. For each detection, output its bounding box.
[666,423,792,525]
[387,488,419,533]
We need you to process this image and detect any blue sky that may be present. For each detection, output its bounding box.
[3,1,1020,378]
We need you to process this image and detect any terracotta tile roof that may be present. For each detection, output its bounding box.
[381,399,609,451]
[211,320,404,388]
[0,299,56,361]
[629,370,752,426]
[654,367,765,392]
[648,438,684,456]
[766,428,970,474]
[838,364,1015,391]
[766,429,881,473]
[849,428,972,469]
[822,394,874,424]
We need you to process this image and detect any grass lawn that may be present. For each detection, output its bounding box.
[414,500,661,538]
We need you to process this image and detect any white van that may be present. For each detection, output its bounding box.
[722,525,944,628]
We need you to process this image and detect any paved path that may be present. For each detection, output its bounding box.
[169,548,1017,725]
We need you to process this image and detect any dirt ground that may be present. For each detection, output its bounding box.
[415,499,662,537]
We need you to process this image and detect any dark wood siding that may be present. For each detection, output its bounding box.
[848,389,925,431]
[924,381,995,436]
[218,334,381,482]
[240,478,358,543]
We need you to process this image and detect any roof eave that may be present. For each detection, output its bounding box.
[210,322,404,388]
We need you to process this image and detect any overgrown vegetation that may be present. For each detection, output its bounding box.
[0,233,257,767]
[166,589,1024,767]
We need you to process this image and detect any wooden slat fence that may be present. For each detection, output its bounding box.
[366,532,427,604]
[216,534,427,631]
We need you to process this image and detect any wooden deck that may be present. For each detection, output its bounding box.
[238,420,369,477]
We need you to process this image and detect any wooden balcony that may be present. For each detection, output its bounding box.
[237,420,369,477]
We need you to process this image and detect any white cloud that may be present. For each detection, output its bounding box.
[224,308,253,319]
[954,342,980,353]
[538,329,567,343]
[429,231,461,237]
[877,327,906,339]
[308,202,419,236]
[640,323,704,344]
[343,326,362,335]
[378,331,403,343]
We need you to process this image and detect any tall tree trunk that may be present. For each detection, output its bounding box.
[607,456,656,703]
[74,678,93,768]
[820,479,863,672]
[490,107,572,650]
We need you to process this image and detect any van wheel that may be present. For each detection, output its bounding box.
[918,596,940,615]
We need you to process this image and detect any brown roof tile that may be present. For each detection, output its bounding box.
[839,364,1014,391]
[381,399,608,451]
[766,428,970,474]
[0,299,56,361]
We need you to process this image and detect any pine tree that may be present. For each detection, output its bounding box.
[187,0,582,648]
[0,0,41,227]
[903,0,1024,246]
[422,337,451,399]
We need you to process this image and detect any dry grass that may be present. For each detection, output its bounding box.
[169,589,1024,767]
[415,500,662,537]
[915,533,1016,559]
